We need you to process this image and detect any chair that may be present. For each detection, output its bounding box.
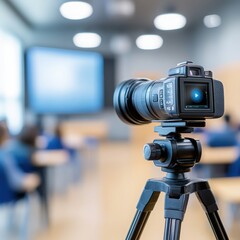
[228,156,240,177]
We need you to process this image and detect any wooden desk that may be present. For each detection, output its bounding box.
[200,146,238,164]
[61,120,108,140]
[209,177,240,203]
[33,150,69,167]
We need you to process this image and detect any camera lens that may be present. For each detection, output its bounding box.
[113,79,157,125]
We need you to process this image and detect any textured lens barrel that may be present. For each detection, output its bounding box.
[113,79,156,125]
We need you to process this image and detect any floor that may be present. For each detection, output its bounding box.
[29,141,240,240]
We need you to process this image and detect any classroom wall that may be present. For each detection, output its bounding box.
[116,31,194,83]
[191,0,240,125]
[193,0,240,69]
[0,1,31,45]
[215,63,240,122]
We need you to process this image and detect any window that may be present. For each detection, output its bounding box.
[0,30,24,134]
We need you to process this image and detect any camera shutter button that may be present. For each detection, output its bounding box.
[144,143,164,161]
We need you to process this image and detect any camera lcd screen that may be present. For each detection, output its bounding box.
[184,83,209,109]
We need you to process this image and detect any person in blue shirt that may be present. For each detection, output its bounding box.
[45,122,81,184]
[0,122,40,240]
[194,114,238,178]
[205,114,238,147]
[0,121,40,205]
[6,124,40,174]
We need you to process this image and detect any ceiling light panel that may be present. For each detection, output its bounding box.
[106,0,135,17]
[60,1,93,20]
[203,14,221,28]
[154,13,187,30]
[136,34,163,50]
[110,35,132,54]
[73,32,101,48]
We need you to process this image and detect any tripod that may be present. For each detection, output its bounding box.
[126,121,229,240]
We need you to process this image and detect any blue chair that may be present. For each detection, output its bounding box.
[227,156,240,177]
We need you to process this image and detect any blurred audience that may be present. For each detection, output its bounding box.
[45,122,81,184]
[0,122,40,197]
[193,114,239,178]
[46,122,76,156]
[0,122,40,240]
[6,124,40,174]
[204,114,238,147]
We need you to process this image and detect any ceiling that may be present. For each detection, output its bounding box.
[5,0,227,33]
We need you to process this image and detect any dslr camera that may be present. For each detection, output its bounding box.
[114,61,224,125]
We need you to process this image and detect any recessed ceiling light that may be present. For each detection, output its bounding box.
[110,35,132,54]
[154,13,187,30]
[60,1,93,20]
[106,0,135,17]
[203,14,221,28]
[136,34,163,50]
[73,32,101,48]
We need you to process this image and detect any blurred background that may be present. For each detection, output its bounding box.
[1,0,240,239]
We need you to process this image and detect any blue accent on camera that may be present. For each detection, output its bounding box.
[191,88,203,103]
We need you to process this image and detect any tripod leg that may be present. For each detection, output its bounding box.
[195,189,229,240]
[126,189,160,240]
[164,218,182,240]
[164,194,189,240]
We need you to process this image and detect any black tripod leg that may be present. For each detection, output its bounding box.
[195,189,229,240]
[126,189,160,240]
[163,194,189,240]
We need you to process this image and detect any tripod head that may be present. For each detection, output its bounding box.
[143,120,204,174]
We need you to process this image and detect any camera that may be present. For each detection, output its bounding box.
[113,61,224,125]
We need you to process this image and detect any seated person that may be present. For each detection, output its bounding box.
[0,122,40,203]
[4,123,51,224]
[45,122,76,157]
[1,154,40,196]
[45,122,81,184]
[46,123,64,149]
[5,124,40,174]
[204,114,238,147]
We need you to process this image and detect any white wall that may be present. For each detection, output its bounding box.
[192,0,240,69]
[116,31,194,83]
[0,1,32,45]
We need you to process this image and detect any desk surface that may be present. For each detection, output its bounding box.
[200,146,238,164]
[33,150,69,166]
[209,177,240,203]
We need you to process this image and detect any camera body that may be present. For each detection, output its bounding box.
[114,61,224,125]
